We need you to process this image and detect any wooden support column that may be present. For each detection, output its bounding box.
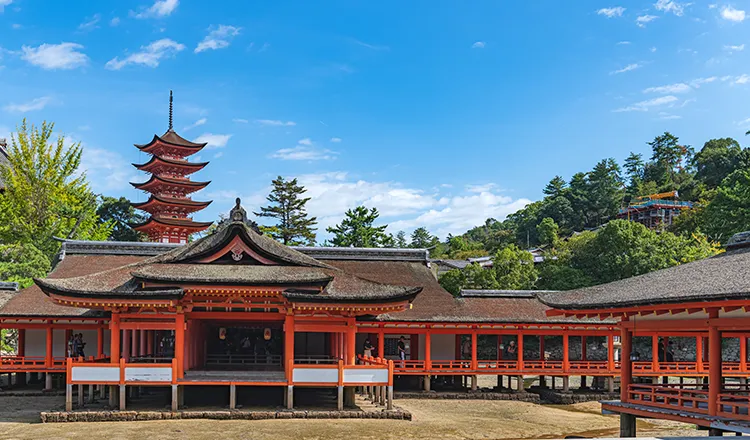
[708,311,721,416]
[651,334,659,374]
[131,330,138,358]
[517,332,524,370]
[696,335,704,373]
[122,329,131,362]
[110,313,120,363]
[139,329,147,357]
[607,334,615,372]
[620,326,632,403]
[18,329,25,356]
[284,314,295,379]
[563,334,570,372]
[97,327,104,358]
[620,413,637,437]
[229,384,236,410]
[424,331,432,391]
[45,326,53,368]
[741,336,747,373]
[175,312,185,379]
[471,332,478,370]
[540,335,545,361]
[146,330,154,356]
[346,318,356,366]
[378,330,385,359]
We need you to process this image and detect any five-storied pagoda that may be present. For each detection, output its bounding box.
[131,91,213,243]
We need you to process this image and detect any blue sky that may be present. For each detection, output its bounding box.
[2,0,750,241]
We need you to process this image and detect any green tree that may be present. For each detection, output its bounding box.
[438,263,498,296]
[492,245,537,289]
[410,227,440,249]
[0,120,111,260]
[254,176,318,245]
[693,138,749,190]
[394,231,408,248]
[0,243,51,288]
[326,206,391,247]
[536,217,559,247]
[704,170,750,243]
[536,263,592,291]
[543,176,567,198]
[96,196,145,242]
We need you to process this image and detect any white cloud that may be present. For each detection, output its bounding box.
[11,23,21,29]
[193,133,231,149]
[232,118,249,123]
[271,138,337,161]
[3,96,52,113]
[110,17,120,26]
[614,95,679,112]
[195,25,241,53]
[183,118,206,131]
[724,44,745,53]
[133,0,178,19]
[466,183,497,193]
[611,63,642,74]
[80,146,139,192]
[736,117,750,126]
[298,138,313,146]
[330,137,342,143]
[0,0,11,12]
[658,112,682,120]
[21,43,89,70]
[690,76,717,87]
[636,15,659,27]
[471,41,486,49]
[654,0,687,16]
[255,119,296,126]
[597,7,626,17]
[352,39,389,51]
[734,74,750,84]
[617,41,631,45]
[651,46,658,52]
[105,38,185,70]
[721,6,746,22]
[643,83,691,94]
[213,152,223,159]
[78,14,101,31]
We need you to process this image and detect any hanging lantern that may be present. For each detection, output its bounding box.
[219,328,227,340]
[264,328,272,340]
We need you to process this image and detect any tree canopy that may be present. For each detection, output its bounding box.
[96,196,145,242]
[326,206,392,247]
[255,176,318,246]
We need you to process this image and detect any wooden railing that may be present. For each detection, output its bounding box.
[66,357,177,386]
[0,355,101,371]
[627,384,709,414]
[718,392,750,421]
[206,353,282,367]
[291,357,393,387]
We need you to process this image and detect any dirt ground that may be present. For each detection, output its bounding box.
[0,395,705,440]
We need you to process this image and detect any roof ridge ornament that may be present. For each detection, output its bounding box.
[228,198,261,233]
[168,90,174,132]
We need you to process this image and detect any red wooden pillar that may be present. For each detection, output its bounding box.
[696,335,704,372]
[708,312,722,416]
[741,336,747,373]
[563,334,570,372]
[284,314,295,377]
[378,330,385,359]
[147,330,154,356]
[175,313,185,378]
[471,332,478,370]
[45,326,53,367]
[347,319,356,365]
[425,331,432,370]
[110,313,120,363]
[539,335,545,361]
[517,332,524,370]
[652,334,660,373]
[139,329,147,357]
[97,327,104,358]
[122,329,131,362]
[18,329,25,357]
[581,336,587,361]
[620,326,632,402]
[607,333,615,372]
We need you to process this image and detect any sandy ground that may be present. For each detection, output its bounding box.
[0,395,706,440]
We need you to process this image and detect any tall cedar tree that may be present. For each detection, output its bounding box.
[326,206,391,247]
[254,176,318,245]
[0,120,111,260]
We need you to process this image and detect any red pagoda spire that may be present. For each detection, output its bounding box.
[131,91,213,243]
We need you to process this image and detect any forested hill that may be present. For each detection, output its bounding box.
[433,132,749,294]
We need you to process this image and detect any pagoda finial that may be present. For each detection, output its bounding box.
[168,90,174,131]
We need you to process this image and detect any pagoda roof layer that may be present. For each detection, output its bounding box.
[131,175,210,193]
[132,217,213,233]
[132,195,212,211]
[538,236,750,311]
[133,155,209,174]
[136,130,207,152]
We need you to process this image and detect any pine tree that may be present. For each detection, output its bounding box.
[395,231,408,248]
[254,176,318,245]
[326,206,390,247]
[410,227,439,249]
